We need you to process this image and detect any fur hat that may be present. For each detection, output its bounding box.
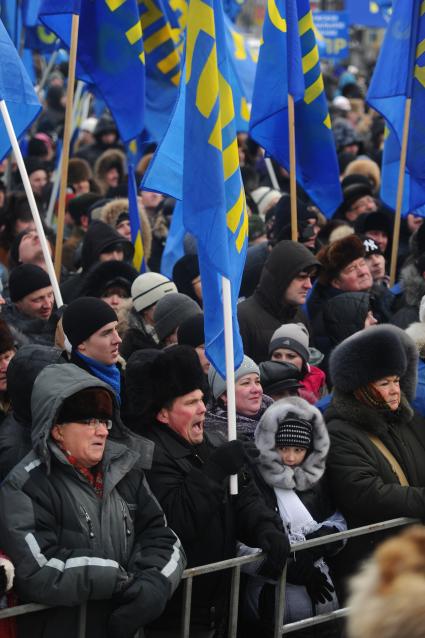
[67,193,101,224]
[154,293,201,342]
[80,260,138,298]
[344,157,381,192]
[330,325,418,399]
[67,158,93,185]
[56,387,113,424]
[131,272,177,313]
[208,355,260,400]
[355,210,393,237]
[268,323,310,363]
[125,345,206,422]
[317,234,365,285]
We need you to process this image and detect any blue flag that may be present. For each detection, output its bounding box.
[0,18,41,162]
[249,0,342,218]
[144,0,248,377]
[40,0,145,144]
[128,164,146,273]
[160,200,185,278]
[367,0,425,215]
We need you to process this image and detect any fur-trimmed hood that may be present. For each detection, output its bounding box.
[254,397,330,491]
[406,321,425,359]
[100,197,152,260]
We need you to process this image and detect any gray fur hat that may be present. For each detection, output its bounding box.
[254,397,329,491]
[208,355,260,400]
[330,325,418,400]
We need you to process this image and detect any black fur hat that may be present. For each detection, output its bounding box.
[330,325,418,399]
[126,345,207,423]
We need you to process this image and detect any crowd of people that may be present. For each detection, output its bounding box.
[0,63,424,638]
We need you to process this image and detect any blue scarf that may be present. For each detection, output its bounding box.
[75,351,121,404]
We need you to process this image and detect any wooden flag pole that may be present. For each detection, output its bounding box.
[222,276,238,496]
[288,94,298,242]
[54,12,80,280]
[390,97,412,287]
[0,100,63,307]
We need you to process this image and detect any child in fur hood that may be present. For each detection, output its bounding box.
[240,397,346,637]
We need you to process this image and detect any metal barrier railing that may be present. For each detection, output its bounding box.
[0,517,418,638]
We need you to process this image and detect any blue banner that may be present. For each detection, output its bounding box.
[313,11,349,61]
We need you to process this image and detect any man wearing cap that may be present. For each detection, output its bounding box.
[355,210,393,258]
[125,345,289,637]
[62,297,123,402]
[363,237,390,287]
[0,363,186,638]
[2,264,57,346]
[237,240,320,363]
[333,174,377,224]
[120,272,177,359]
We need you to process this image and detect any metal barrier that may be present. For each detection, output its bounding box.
[0,517,418,638]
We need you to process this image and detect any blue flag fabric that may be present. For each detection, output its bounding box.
[160,199,185,278]
[249,0,342,218]
[0,18,41,162]
[367,0,425,215]
[144,0,248,377]
[128,164,146,273]
[40,0,145,144]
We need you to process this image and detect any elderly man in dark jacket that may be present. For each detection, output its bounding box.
[237,240,319,363]
[126,346,290,638]
[0,364,186,638]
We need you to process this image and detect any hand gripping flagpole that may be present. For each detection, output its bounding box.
[54,12,80,280]
[288,93,298,242]
[0,100,63,308]
[222,276,238,495]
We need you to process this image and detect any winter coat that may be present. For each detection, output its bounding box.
[391,262,425,328]
[325,389,425,588]
[139,421,284,628]
[204,395,274,441]
[0,345,65,481]
[1,304,59,347]
[238,241,318,363]
[0,364,185,638]
[120,308,160,360]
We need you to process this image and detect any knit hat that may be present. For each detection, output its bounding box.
[317,234,365,285]
[266,195,317,245]
[177,313,205,348]
[131,272,177,313]
[259,361,301,397]
[208,355,260,400]
[9,264,51,302]
[56,387,113,424]
[268,323,310,363]
[362,236,382,256]
[250,187,281,219]
[172,254,200,301]
[154,293,201,342]
[0,319,15,354]
[275,413,313,449]
[62,297,118,348]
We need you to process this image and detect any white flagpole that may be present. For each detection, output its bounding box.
[222,276,238,495]
[0,99,63,308]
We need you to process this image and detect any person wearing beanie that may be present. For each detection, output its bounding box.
[62,297,123,401]
[172,254,202,305]
[205,355,273,440]
[265,194,321,251]
[177,313,209,373]
[240,397,345,634]
[333,174,377,225]
[75,112,124,166]
[354,209,393,257]
[238,240,320,363]
[250,186,281,221]
[362,236,390,287]
[269,323,327,404]
[153,292,201,346]
[2,264,58,347]
[125,345,289,635]
[0,319,16,424]
[259,361,301,401]
[0,363,185,638]
[324,325,425,589]
[9,227,54,272]
[120,273,178,359]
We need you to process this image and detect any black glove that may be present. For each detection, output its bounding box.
[286,551,317,585]
[108,570,171,638]
[305,567,335,605]
[258,529,290,579]
[242,439,261,464]
[305,526,342,557]
[203,440,248,482]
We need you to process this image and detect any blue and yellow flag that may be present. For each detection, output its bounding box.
[0,18,41,161]
[143,0,248,377]
[249,0,342,218]
[39,0,145,144]
[367,0,425,215]
[128,164,146,273]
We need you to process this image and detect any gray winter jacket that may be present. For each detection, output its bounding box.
[0,364,186,638]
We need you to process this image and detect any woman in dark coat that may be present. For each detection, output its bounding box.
[324,325,425,594]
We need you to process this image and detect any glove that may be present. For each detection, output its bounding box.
[305,567,335,605]
[286,551,317,585]
[242,439,261,464]
[108,570,171,638]
[305,526,342,557]
[203,440,248,482]
[258,529,290,579]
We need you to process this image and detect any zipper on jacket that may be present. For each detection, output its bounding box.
[80,505,95,539]
[120,499,132,553]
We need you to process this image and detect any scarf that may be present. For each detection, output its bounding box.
[59,444,104,498]
[274,487,319,542]
[76,351,121,403]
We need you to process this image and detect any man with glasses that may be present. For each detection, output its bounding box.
[0,363,185,638]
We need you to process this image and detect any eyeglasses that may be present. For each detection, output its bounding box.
[67,418,113,431]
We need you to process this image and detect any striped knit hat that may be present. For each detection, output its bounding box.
[275,413,313,449]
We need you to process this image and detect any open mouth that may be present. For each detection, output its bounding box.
[192,421,204,434]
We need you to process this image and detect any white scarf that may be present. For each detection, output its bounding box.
[274,486,320,542]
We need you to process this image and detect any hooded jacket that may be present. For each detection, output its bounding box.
[0,345,65,481]
[391,261,425,329]
[1,303,60,347]
[0,364,185,638]
[237,241,319,363]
